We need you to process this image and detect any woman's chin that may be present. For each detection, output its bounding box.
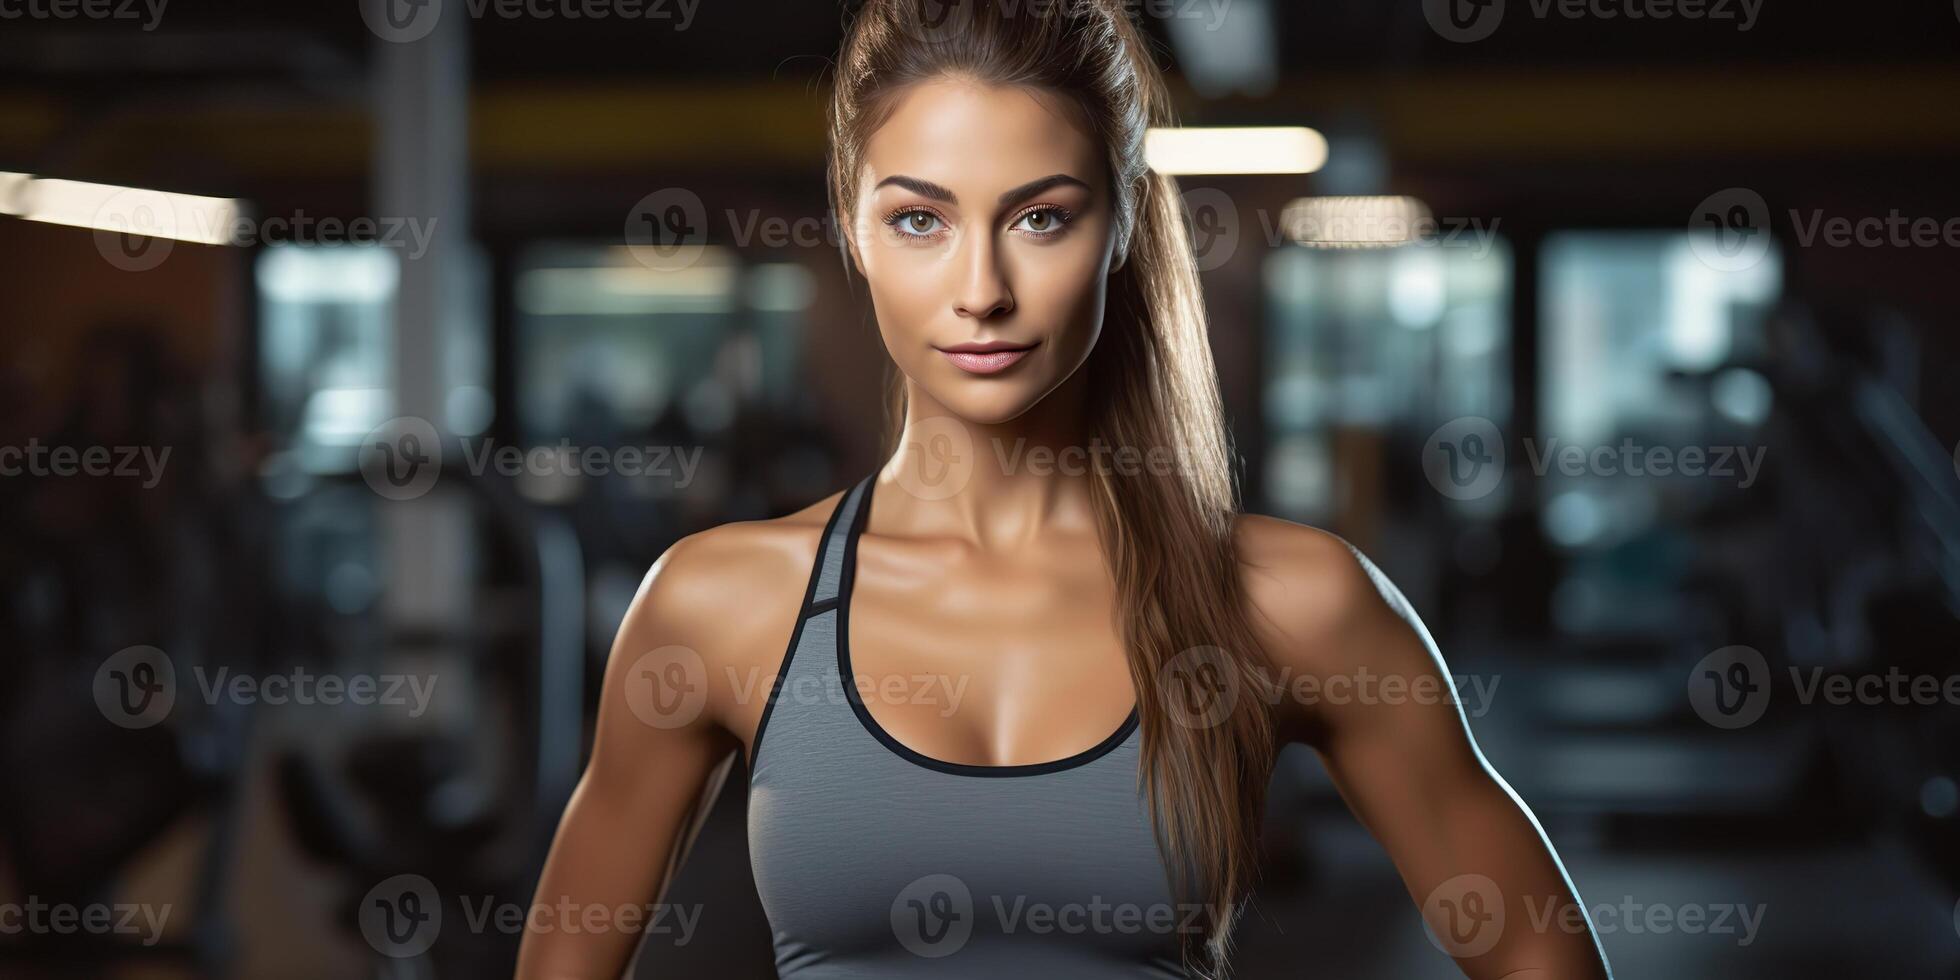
[924,382,1043,428]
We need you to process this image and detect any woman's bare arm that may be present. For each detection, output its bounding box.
[1240,517,1613,980]
[513,513,824,979]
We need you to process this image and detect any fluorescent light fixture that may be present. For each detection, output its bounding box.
[258,244,401,305]
[0,172,31,215]
[1280,195,1434,248]
[517,257,740,317]
[4,171,243,245]
[1145,127,1326,175]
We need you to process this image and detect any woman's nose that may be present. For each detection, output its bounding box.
[951,227,1014,320]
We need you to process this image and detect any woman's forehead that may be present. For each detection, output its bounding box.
[859,79,1105,197]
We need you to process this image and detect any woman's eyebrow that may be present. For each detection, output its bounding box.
[873,174,957,202]
[872,173,1090,207]
[998,173,1088,206]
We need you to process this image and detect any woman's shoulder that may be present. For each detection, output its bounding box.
[1230,512,1419,679]
[614,487,856,672]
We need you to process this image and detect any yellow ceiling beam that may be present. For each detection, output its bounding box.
[1,68,1954,178]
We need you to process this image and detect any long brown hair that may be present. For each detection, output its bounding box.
[827,1,1278,974]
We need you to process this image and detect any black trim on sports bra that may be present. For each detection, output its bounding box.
[836,472,1142,778]
[746,483,855,775]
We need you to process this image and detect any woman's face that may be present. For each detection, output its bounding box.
[849,77,1119,426]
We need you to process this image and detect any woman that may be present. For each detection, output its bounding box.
[517,1,1612,977]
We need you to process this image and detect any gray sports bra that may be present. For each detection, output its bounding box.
[745,474,1195,978]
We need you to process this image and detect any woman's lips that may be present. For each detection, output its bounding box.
[937,342,1035,375]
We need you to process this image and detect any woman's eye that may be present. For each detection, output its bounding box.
[1012,207,1069,235]
[892,210,943,237]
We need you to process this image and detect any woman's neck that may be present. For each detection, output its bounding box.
[880,367,1102,552]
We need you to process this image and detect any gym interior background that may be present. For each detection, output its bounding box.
[3,0,1959,977]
